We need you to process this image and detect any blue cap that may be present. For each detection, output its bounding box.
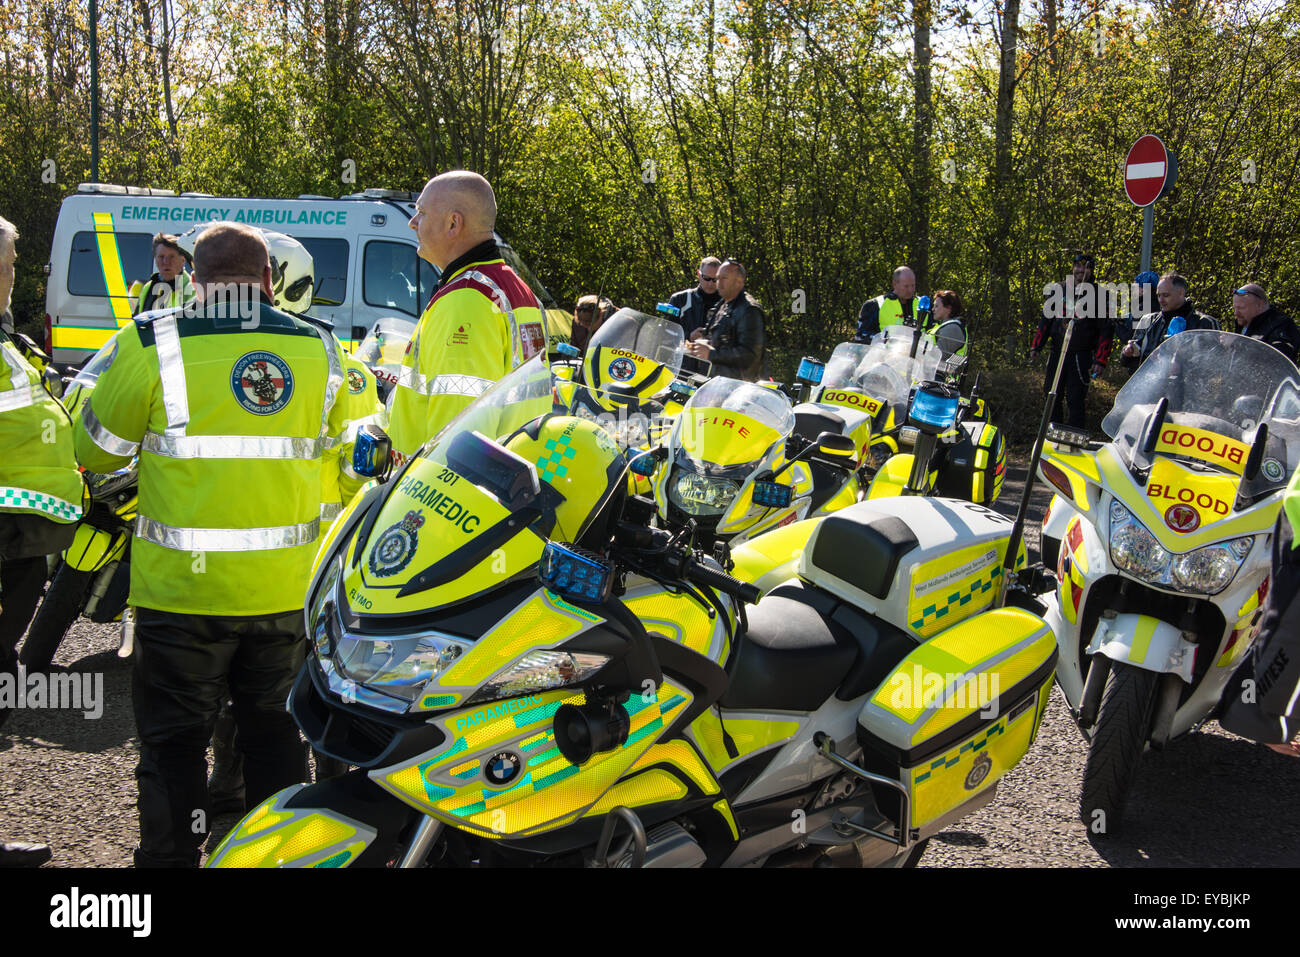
[1135,271,1159,286]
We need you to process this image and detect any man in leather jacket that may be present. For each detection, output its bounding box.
[1233,284,1300,366]
[1030,254,1115,428]
[667,257,721,375]
[685,259,765,381]
[1120,272,1219,370]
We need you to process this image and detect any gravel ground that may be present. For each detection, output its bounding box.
[2,462,1297,867]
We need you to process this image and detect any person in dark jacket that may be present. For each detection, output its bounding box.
[686,259,764,381]
[1219,466,1300,756]
[1233,284,1300,366]
[667,257,721,375]
[1120,272,1219,370]
[1029,254,1115,428]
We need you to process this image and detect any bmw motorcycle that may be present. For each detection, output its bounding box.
[208,355,1059,868]
[1035,330,1300,831]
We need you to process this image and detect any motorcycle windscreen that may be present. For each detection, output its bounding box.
[1103,329,1300,502]
[674,378,793,468]
[342,359,555,616]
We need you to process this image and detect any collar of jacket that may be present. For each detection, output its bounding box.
[1161,301,1196,320]
[436,240,503,291]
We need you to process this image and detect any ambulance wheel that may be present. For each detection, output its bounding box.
[19,565,93,672]
[1079,663,1157,836]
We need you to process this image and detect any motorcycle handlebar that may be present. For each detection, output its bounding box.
[682,560,760,606]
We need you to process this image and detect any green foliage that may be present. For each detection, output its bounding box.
[4,0,1300,417]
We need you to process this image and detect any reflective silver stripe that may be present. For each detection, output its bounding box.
[460,269,526,368]
[320,501,343,521]
[309,325,344,442]
[142,431,322,460]
[0,343,34,410]
[136,515,319,551]
[342,412,384,443]
[82,403,140,457]
[399,372,492,398]
[152,315,190,435]
[0,386,35,412]
[341,457,362,482]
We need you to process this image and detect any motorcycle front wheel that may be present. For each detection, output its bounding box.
[1078,661,1158,836]
[19,564,94,672]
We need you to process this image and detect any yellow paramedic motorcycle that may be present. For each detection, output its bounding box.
[209,355,1058,868]
[641,377,860,550]
[803,324,1004,506]
[20,342,138,670]
[1034,330,1300,831]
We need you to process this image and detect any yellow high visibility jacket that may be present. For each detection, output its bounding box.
[388,245,548,457]
[0,331,85,524]
[321,350,384,526]
[74,299,354,616]
[130,271,197,316]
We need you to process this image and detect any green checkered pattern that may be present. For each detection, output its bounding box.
[911,564,1002,631]
[914,718,1006,783]
[0,487,82,521]
[536,432,577,483]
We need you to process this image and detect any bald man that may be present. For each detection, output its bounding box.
[388,171,547,456]
[857,266,918,342]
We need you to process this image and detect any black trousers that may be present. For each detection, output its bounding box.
[132,607,308,867]
[1043,347,1091,429]
[0,556,48,659]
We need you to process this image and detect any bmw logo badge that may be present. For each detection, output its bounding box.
[484,751,522,787]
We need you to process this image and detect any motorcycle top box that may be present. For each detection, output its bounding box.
[796,497,1054,832]
[797,497,1027,640]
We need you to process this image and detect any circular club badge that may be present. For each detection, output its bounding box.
[368,509,425,578]
[231,352,293,415]
[1262,458,1286,483]
[1164,503,1200,533]
[484,751,522,787]
[607,356,637,382]
[346,367,366,394]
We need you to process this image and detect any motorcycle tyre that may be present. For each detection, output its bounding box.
[1078,662,1158,835]
[19,565,94,672]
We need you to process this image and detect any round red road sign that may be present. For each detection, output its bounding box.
[1125,135,1169,207]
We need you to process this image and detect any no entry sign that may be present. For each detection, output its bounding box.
[1125,135,1171,207]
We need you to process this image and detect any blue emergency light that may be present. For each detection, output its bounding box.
[796,356,825,385]
[752,480,794,509]
[628,451,659,476]
[539,543,613,604]
[557,342,581,358]
[908,384,960,431]
[656,302,682,318]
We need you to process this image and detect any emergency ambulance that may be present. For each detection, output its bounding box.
[43,183,572,365]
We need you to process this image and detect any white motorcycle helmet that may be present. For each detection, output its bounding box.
[176,224,315,313]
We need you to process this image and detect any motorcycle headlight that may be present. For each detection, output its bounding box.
[1171,536,1253,595]
[1109,501,1170,580]
[463,650,610,706]
[669,469,740,516]
[337,632,470,703]
[308,554,344,656]
[1109,500,1253,595]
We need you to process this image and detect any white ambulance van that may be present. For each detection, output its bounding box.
[44,183,571,366]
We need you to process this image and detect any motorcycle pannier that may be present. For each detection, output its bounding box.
[855,607,1057,833]
[935,421,1005,506]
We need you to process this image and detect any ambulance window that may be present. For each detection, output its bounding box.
[67,231,156,297]
[299,237,349,305]
[364,241,439,317]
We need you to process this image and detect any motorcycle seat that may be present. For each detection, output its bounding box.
[719,581,917,713]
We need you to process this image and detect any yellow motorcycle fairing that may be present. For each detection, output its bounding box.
[729,517,823,596]
[372,678,696,839]
[582,344,675,411]
[342,452,542,618]
[677,408,783,469]
[207,786,377,868]
[64,521,130,573]
[865,454,937,500]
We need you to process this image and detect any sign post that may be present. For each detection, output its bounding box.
[1125,134,1178,274]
